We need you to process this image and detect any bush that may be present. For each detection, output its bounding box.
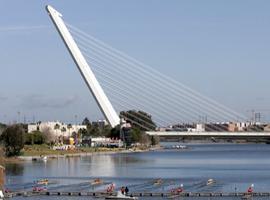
[108,125,120,138]
[2,125,25,157]
[150,135,159,146]
[130,127,142,143]
[25,133,34,145]
[25,131,46,145]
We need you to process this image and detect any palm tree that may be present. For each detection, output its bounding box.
[61,127,67,133]
[67,124,72,137]
[54,123,60,140]
[54,123,60,131]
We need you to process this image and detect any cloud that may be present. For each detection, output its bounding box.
[0,25,49,32]
[20,94,79,109]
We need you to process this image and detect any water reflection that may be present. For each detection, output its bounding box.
[5,163,24,176]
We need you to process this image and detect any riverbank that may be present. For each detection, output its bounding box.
[2,141,266,163]
[22,144,126,156]
[2,144,161,162]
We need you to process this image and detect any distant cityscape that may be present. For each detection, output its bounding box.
[159,121,270,132]
[2,117,270,136]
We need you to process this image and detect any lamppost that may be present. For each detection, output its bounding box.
[17,111,21,124]
[75,115,78,126]
[75,115,78,145]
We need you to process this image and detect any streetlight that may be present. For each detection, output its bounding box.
[75,115,78,125]
[17,111,21,124]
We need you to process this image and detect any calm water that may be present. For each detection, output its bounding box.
[5,143,270,199]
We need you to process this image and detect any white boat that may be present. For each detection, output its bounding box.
[206,178,215,185]
[42,156,47,161]
[105,191,138,200]
[153,178,162,185]
[0,190,4,200]
[179,145,187,149]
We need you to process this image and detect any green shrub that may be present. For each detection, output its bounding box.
[2,125,25,157]
[25,131,45,145]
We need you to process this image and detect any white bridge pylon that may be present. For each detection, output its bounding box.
[46,5,120,127]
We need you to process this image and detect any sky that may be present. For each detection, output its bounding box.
[1,0,270,124]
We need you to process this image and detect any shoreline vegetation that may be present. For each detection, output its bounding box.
[0,114,159,162]
[1,145,161,164]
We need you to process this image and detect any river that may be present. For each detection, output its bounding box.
[5,143,270,199]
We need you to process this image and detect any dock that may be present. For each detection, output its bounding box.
[7,191,270,198]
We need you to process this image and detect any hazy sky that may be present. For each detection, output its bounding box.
[1,0,270,124]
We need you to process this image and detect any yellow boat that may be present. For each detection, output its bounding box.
[35,179,49,185]
[153,178,162,185]
[91,178,103,185]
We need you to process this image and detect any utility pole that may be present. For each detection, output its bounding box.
[255,112,261,123]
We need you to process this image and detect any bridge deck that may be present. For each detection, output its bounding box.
[146,131,270,137]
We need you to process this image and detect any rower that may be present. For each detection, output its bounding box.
[170,184,184,194]
[107,183,115,193]
[247,184,254,193]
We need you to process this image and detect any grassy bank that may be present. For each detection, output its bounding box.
[0,144,155,163]
[22,144,124,157]
[0,145,126,164]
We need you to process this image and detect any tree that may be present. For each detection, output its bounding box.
[82,117,92,135]
[107,125,120,139]
[33,131,45,144]
[89,123,100,136]
[54,123,60,137]
[54,123,60,130]
[101,125,111,137]
[130,127,142,143]
[2,125,25,156]
[61,127,66,132]
[78,128,87,137]
[25,133,34,145]
[140,133,150,145]
[82,117,91,127]
[42,126,56,145]
[150,135,159,146]
[25,131,46,145]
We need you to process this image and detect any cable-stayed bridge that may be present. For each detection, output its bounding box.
[46,5,270,138]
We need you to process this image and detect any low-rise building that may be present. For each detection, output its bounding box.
[188,124,205,132]
[82,137,123,148]
[236,122,251,132]
[228,122,237,132]
[28,121,86,138]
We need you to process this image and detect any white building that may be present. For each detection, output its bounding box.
[90,137,123,147]
[28,121,86,138]
[188,124,205,132]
